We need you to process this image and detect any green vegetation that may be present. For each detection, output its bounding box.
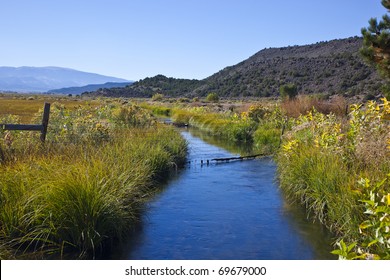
[331,176,390,260]
[0,99,187,259]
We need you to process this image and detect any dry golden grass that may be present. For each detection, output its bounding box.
[281,95,348,118]
[0,94,101,123]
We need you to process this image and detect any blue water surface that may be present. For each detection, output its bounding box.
[114,130,335,260]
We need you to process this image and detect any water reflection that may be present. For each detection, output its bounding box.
[188,128,254,156]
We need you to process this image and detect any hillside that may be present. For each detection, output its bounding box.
[48,82,133,95]
[200,36,382,98]
[86,37,384,99]
[0,66,129,93]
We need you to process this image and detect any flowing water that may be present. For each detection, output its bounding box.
[112,129,335,260]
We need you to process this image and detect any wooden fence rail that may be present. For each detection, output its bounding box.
[0,103,51,142]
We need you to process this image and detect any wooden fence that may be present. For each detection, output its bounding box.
[0,103,51,142]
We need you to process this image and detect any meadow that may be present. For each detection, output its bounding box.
[1,93,389,259]
[0,95,187,259]
[0,94,105,123]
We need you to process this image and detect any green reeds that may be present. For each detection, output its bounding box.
[253,123,282,154]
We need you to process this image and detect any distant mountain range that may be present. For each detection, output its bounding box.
[86,37,384,99]
[48,82,133,95]
[0,66,129,93]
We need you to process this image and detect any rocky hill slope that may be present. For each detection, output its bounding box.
[86,37,384,98]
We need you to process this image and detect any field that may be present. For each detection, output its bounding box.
[0,94,105,123]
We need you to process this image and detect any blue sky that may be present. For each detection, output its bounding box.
[0,0,385,81]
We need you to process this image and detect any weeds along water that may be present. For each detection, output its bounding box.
[0,99,187,259]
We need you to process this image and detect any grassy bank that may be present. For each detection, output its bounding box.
[0,100,187,259]
[277,99,390,259]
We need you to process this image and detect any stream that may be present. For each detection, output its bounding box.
[111,129,335,260]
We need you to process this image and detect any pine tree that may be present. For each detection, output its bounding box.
[361,0,390,80]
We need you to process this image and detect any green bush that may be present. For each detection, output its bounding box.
[280,83,298,100]
[205,93,219,102]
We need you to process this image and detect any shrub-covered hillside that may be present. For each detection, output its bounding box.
[85,37,383,99]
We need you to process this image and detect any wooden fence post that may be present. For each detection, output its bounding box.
[0,102,50,143]
[40,103,51,143]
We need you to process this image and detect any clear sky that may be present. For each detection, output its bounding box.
[0,0,386,81]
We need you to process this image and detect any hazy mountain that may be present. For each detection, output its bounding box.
[0,66,129,93]
[48,82,133,95]
[88,37,384,99]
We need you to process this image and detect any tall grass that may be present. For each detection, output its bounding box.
[0,100,187,259]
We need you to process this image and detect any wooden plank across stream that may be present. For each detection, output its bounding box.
[210,153,265,162]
